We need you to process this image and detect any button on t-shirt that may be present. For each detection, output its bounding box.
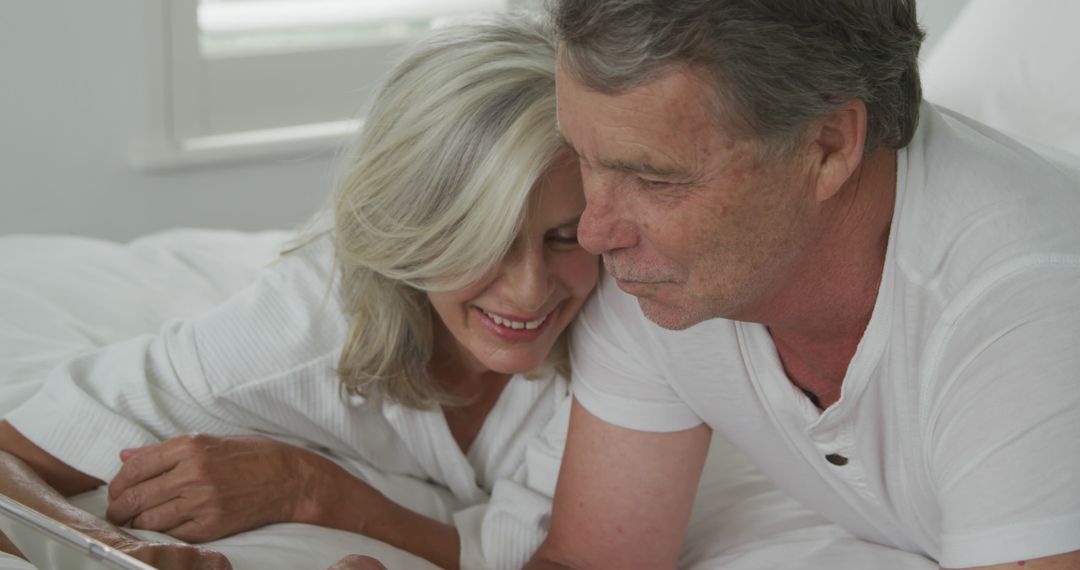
[825,453,849,466]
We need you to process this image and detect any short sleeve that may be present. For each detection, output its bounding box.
[928,263,1080,567]
[570,274,703,433]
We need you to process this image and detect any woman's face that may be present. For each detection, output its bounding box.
[428,155,599,378]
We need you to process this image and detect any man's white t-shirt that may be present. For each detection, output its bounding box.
[570,103,1080,568]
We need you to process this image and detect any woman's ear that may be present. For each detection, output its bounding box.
[812,98,867,202]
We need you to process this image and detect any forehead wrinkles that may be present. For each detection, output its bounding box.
[623,70,742,178]
[557,60,757,183]
[663,72,767,184]
[673,70,756,174]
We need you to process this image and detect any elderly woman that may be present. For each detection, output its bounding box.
[0,14,596,570]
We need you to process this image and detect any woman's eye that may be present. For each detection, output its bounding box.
[547,227,580,248]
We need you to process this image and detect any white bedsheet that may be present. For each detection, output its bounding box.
[0,229,290,418]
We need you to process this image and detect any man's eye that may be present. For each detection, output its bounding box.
[637,177,670,189]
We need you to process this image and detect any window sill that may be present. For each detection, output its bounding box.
[129,118,360,172]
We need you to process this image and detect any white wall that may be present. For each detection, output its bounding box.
[0,0,336,242]
[919,0,974,62]
[0,0,972,242]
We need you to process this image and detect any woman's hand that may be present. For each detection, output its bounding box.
[106,434,332,543]
[327,555,388,570]
[112,537,232,570]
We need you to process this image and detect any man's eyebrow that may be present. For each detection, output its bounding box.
[600,158,691,179]
[555,130,688,178]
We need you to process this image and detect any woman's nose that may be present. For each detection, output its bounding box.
[501,244,551,313]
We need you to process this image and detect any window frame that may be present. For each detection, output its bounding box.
[133,0,517,171]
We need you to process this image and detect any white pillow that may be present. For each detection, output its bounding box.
[922,0,1080,157]
[0,229,290,416]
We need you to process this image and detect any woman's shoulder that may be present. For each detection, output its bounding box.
[190,231,348,391]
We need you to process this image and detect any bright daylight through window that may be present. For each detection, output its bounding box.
[138,0,515,169]
[198,0,508,56]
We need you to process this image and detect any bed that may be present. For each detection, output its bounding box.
[1,0,1076,568]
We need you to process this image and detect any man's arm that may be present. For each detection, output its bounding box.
[526,398,711,569]
[948,551,1080,570]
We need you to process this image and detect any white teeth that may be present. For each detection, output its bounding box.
[482,309,547,330]
[524,316,545,330]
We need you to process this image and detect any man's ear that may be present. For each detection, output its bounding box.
[812,98,867,202]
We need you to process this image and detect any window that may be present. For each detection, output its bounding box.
[136,0,531,170]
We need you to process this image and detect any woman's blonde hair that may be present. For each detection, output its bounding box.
[332,14,564,408]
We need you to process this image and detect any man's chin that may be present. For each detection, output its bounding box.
[636,297,700,331]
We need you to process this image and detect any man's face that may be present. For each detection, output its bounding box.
[556,62,823,329]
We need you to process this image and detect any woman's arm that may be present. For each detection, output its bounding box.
[0,422,231,570]
[106,433,464,569]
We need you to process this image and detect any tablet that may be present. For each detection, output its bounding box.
[0,494,155,570]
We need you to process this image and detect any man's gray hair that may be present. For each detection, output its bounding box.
[549,0,925,155]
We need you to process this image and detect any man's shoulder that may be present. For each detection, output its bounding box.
[892,104,1080,307]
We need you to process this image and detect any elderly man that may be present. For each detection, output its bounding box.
[529,1,1080,569]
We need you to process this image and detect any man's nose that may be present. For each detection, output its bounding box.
[578,171,637,255]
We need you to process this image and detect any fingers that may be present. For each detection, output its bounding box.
[328,555,388,570]
[113,491,232,543]
[109,433,223,522]
[176,546,232,570]
[125,542,233,570]
[196,550,233,570]
[108,433,296,542]
[119,445,151,462]
[106,471,181,525]
[128,497,195,536]
[165,517,223,544]
[109,440,184,501]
